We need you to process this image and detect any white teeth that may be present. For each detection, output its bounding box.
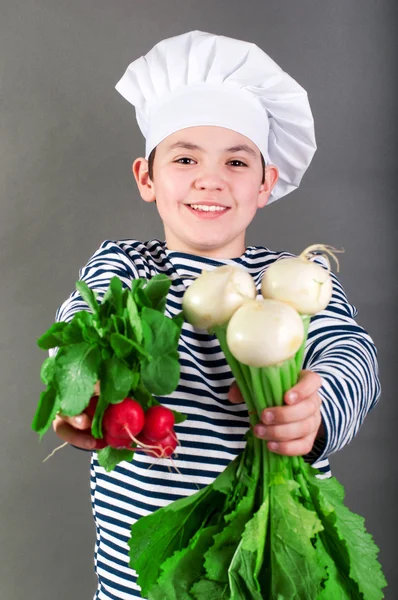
[190,204,227,212]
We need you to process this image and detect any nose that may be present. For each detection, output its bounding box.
[194,170,226,192]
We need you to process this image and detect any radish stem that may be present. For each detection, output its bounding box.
[279,336,313,504]
[218,315,314,501]
[213,325,257,424]
[294,315,311,372]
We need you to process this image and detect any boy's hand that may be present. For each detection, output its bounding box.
[52,413,97,450]
[228,370,324,456]
[52,380,101,450]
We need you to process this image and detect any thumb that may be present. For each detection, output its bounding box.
[228,381,244,404]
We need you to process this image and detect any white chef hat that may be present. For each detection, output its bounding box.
[115,30,316,203]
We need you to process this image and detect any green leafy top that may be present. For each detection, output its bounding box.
[32,275,186,450]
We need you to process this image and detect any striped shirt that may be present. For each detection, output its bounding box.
[51,238,381,600]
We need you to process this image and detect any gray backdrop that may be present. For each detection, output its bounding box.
[1,1,396,598]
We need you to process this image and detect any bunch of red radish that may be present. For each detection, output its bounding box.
[84,396,179,458]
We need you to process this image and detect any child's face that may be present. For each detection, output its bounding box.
[133,126,278,258]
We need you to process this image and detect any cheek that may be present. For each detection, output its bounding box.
[153,181,187,224]
[159,172,192,201]
[233,172,261,196]
[235,179,262,211]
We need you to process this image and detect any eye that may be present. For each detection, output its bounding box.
[174,157,196,165]
[228,160,247,167]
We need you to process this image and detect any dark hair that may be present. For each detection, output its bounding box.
[147,147,266,184]
[148,147,156,182]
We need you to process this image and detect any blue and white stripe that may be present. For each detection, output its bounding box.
[51,238,381,600]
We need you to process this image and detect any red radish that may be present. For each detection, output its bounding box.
[141,405,175,442]
[104,431,132,449]
[94,438,108,450]
[102,397,145,439]
[84,395,99,421]
[136,430,178,458]
[82,396,105,449]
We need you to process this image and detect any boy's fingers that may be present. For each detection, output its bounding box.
[285,370,322,404]
[255,412,321,442]
[266,434,316,457]
[53,416,96,449]
[58,413,91,430]
[227,381,245,404]
[260,393,321,425]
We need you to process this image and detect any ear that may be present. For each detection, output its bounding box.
[132,157,156,203]
[257,165,279,209]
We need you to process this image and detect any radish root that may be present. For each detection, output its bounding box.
[124,425,179,460]
[299,244,344,273]
[122,426,195,484]
[43,441,69,463]
[169,430,180,446]
[124,427,199,490]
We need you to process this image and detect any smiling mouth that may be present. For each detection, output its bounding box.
[185,204,231,219]
[186,204,230,212]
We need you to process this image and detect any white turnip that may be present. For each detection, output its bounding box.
[226,298,304,367]
[261,244,343,315]
[182,265,256,329]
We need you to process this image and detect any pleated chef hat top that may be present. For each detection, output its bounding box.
[115,30,316,204]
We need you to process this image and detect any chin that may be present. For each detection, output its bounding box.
[191,236,227,249]
[189,239,233,257]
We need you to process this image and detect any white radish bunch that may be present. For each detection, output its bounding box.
[182,245,343,367]
[131,242,387,600]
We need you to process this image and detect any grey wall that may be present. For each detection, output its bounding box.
[1,1,396,598]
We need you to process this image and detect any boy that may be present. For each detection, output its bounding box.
[50,31,381,600]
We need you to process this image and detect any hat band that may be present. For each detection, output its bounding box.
[145,83,269,161]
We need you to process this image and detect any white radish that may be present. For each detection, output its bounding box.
[182,265,256,329]
[226,299,305,367]
[261,244,343,315]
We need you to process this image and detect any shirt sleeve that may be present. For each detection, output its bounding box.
[48,239,140,360]
[302,257,381,464]
[49,239,140,339]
